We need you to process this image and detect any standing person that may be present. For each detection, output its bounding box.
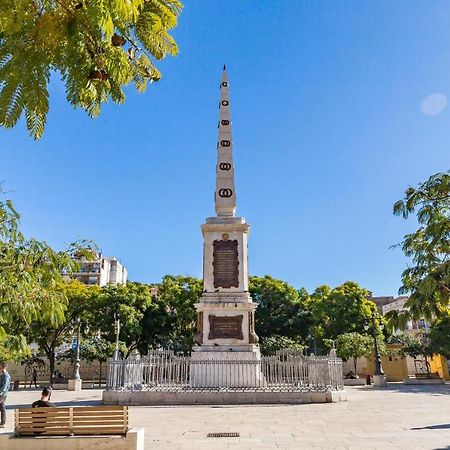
[32,387,55,408]
[30,367,38,388]
[0,362,11,428]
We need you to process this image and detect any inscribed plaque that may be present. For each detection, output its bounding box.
[213,239,239,288]
[208,315,243,340]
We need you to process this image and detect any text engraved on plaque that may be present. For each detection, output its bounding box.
[209,315,243,340]
[213,239,239,288]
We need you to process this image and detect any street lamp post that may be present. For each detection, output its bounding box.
[364,312,386,387]
[114,313,121,360]
[68,317,89,391]
[73,317,81,380]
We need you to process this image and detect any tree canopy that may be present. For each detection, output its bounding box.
[427,310,450,357]
[333,332,374,374]
[0,188,93,361]
[393,172,450,321]
[28,280,99,382]
[306,281,380,350]
[250,276,311,349]
[139,275,202,354]
[89,281,152,356]
[0,0,182,139]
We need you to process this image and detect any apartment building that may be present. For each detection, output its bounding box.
[63,253,128,286]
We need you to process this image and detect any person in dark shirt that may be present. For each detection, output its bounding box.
[32,387,55,408]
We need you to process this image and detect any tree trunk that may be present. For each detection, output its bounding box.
[46,350,56,386]
[99,360,102,388]
[353,357,357,375]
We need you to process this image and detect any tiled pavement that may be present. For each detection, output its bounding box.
[2,384,450,449]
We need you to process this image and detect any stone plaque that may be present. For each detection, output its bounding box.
[213,239,239,288]
[209,315,243,340]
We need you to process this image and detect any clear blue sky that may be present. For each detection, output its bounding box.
[1,1,450,296]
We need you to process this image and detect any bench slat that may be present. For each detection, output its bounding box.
[73,417,126,422]
[18,407,71,413]
[19,417,69,426]
[17,428,72,432]
[18,413,71,419]
[18,431,73,436]
[72,411,127,417]
[72,428,126,434]
[72,406,126,412]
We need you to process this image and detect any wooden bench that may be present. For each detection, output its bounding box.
[15,405,128,436]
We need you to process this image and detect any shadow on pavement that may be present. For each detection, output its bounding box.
[353,383,450,395]
[412,424,450,430]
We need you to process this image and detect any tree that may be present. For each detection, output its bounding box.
[393,172,450,321]
[306,282,380,348]
[390,332,434,374]
[427,311,450,358]
[28,280,99,383]
[333,332,374,375]
[90,282,152,356]
[0,188,94,362]
[259,335,304,356]
[21,355,47,382]
[0,0,182,139]
[139,275,202,354]
[250,276,311,350]
[59,336,121,386]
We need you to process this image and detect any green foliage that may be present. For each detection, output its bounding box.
[21,355,47,377]
[306,281,379,345]
[0,188,95,362]
[0,0,182,139]
[139,275,202,354]
[58,336,121,385]
[389,332,433,359]
[427,311,450,357]
[28,280,100,382]
[89,281,152,356]
[79,337,118,364]
[250,276,311,349]
[259,335,304,356]
[393,172,450,320]
[334,332,374,373]
[0,337,30,363]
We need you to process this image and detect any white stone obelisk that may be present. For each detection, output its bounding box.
[191,66,260,387]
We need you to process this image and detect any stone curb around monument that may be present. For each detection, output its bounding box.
[102,390,348,405]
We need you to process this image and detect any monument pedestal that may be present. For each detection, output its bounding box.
[191,346,263,388]
[68,378,82,391]
[373,374,387,387]
[192,295,261,388]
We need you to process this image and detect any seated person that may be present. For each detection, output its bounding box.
[32,387,55,408]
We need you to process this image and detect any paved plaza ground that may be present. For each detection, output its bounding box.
[1,384,449,449]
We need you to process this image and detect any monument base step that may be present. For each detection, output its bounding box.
[103,389,347,405]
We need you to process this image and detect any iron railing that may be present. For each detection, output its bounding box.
[106,350,343,392]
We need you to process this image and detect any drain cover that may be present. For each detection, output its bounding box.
[207,432,239,438]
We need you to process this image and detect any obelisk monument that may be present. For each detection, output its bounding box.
[192,66,260,375]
